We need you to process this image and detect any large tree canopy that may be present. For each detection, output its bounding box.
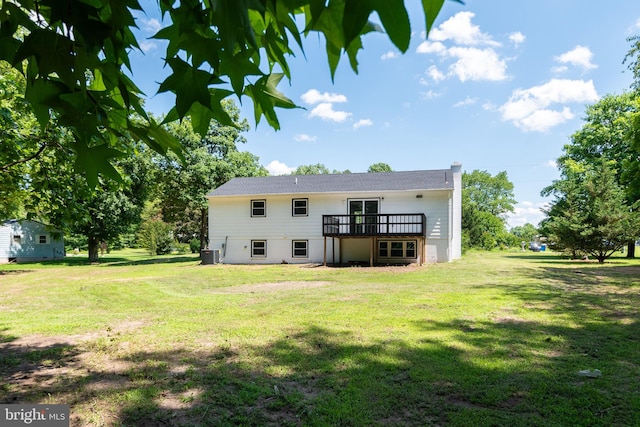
[461,169,516,249]
[0,0,453,185]
[541,160,638,263]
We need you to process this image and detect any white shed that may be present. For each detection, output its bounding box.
[0,220,65,263]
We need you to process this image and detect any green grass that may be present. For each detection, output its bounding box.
[1,249,639,426]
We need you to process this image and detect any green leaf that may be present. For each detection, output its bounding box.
[157,58,223,118]
[89,68,107,91]
[219,49,264,96]
[24,79,62,128]
[310,0,346,79]
[244,73,298,129]
[74,142,127,188]
[421,0,450,35]
[373,0,411,53]
[342,0,373,49]
[185,89,234,136]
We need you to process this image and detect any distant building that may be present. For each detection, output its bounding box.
[207,164,462,266]
[0,220,65,263]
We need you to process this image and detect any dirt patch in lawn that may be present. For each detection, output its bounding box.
[214,281,334,293]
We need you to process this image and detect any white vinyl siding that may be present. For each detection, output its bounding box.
[209,189,455,264]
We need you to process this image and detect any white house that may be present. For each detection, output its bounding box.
[0,220,65,263]
[207,163,462,266]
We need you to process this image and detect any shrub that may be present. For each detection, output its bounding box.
[137,220,174,255]
[189,238,200,254]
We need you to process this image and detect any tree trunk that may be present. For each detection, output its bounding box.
[627,241,636,258]
[199,207,208,250]
[88,235,100,262]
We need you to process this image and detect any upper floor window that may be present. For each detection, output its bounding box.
[251,199,266,217]
[292,198,308,216]
[38,235,49,244]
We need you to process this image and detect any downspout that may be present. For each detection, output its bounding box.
[223,235,228,261]
[448,191,453,262]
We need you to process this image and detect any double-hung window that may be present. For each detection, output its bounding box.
[251,240,267,257]
[251,199,266,217]
[292,198,308,216]
[292,240,308,258]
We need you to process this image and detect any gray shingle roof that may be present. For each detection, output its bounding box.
[208,169,455,197]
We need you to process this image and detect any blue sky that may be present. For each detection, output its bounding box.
[129,1,640,228]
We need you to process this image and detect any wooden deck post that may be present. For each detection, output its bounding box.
[323,236,327,266]
[369,238,374,267]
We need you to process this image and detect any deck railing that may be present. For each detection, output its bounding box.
[322,214,426,237]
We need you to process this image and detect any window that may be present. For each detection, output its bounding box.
[292,240,308,258]
[292,198,308,216]
[251,240,267,257]
[349,199,379,234]
[12,235,21,244]
[37,235,48,244]
[378,240,417,259]
[251,199,266,217]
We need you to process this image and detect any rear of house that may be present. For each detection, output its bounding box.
[0,220,65,263]
[207,164,462,265]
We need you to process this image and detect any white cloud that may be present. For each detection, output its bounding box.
[353,119,373,129]
[546,159,558,168]
[381,51,399,60]
[140,17,162,34]
[430,11,500,47]
[139,40,158,53]
[416,13,508,83]
[482,102,497,112]
[426,65,446,82]
[500,79,599,132]
[446,47,508,82]
[308,103,352,122]
[627,17,640,34]
[555,45,597,70]
[552,65,569,74]
[453,97,477,107]
[421,90,442,100]
[301,89,347,105]
[266,160,295,176]
[517,107,575,132]
[416,40,447,54]
[507,201,549,228]
[294,134,317,142]
[509,32,526,47]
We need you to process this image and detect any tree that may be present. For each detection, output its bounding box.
[0,1,451,184]
[510,223,539,244]
[541,161,639,262]
[462,170,516,219]
[461,170,516,249]
[557,93,639,256]
[156,101,268,250]
[368,163,393,173]
[293,164,332,175]
[21,134,156,262]
[0,60,62,219]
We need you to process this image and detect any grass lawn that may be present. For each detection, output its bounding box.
[0,249,639,426]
